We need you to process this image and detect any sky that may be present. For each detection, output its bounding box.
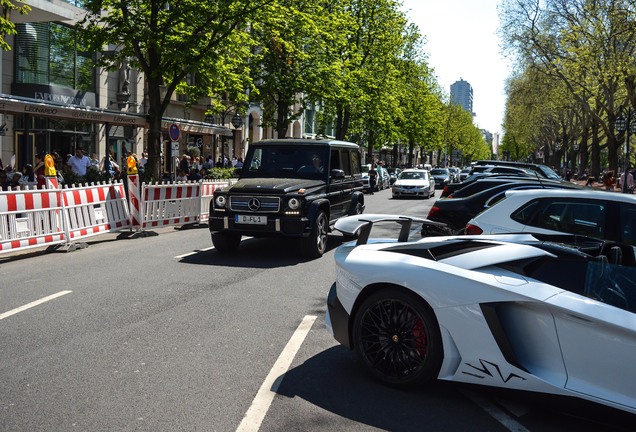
[401,0,510,134]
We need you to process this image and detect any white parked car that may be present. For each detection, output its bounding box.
[327,214,636,415]
[391,168,435,199]
[465,189,636,249]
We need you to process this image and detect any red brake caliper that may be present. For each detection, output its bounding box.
[412,318,428,357]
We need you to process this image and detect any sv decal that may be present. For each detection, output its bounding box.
[462,359,526,383]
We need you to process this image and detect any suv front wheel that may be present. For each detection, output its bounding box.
[301,211,328,258]
[212,232,242,253]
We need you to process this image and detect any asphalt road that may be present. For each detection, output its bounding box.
[0,187,634,431]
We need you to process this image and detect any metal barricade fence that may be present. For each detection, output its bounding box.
[1,178,234,256]
[140,181,202,229]
[0,188,66,254]
[199,180,231,224]
[61,181,131,242]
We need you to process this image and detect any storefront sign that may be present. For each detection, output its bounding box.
[0,96,146,127]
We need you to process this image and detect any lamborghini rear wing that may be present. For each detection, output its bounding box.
[334,214,451,245]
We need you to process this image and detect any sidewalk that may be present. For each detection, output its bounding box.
[572,179,631,192]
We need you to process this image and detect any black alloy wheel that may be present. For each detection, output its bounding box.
[353,288,443,387]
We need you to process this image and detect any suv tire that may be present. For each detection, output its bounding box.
[212,232,242,253]
[301,211,328,258]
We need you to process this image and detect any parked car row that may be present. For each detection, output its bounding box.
[424,160,636,252]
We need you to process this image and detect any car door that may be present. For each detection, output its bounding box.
[328,148,346,218]
[547,261,636,410]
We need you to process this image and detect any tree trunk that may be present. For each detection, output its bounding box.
[145,79,164,181]
[276,99,289,138]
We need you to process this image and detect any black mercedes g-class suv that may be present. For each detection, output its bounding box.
[209,139,365,257]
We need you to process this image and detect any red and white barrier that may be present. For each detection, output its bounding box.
[199,180,229,223]
[0,188,66,254]
[1,177,234,256]
[61,182,131,242]
[140,181,201,229]
[128,174,142,230]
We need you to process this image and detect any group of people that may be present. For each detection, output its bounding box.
[174,153,242,182]
[0,153,51,190]
[0,148,152,191]
[602,168,636,192]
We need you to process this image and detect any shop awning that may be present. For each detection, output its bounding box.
[0,94,234,136]
[0,94,146,127]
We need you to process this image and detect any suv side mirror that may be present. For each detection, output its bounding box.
[330,169,345,179]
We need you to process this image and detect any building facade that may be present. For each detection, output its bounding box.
[450,78,474,116]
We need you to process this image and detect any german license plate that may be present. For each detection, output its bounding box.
[235,214,267,225]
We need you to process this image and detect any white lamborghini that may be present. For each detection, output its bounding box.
[326,214,636,415]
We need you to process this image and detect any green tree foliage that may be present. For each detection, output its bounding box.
[77,0,272,180]
[250,0,327,137]
[442,104,489,166]
[0,0,30,50]
[316,0,409,143]
[499,0,636,175]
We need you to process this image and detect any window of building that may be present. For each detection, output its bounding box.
[15,22,95,91]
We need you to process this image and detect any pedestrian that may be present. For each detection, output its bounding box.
[0,169,8,190]
[368,164,377,194]
[139,152,148,167]
[18,164,37,189]
[620,168,635,193]
[175,169,188,182]
[34,153,46,188]
[602,171,616,191]
[90,153,100,170]
[67,147,91,176]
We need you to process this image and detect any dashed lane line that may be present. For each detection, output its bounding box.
[173,247,215,259]
[236,314,317,432]
[0,290,73,321]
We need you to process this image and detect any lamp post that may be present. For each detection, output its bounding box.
[572,143,580,178]
[614,106,636,193]
[554,141,562,177]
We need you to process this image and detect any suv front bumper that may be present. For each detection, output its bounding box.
[209,213,311,237]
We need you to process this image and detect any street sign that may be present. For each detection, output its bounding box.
[171,141,179,152]
[169,123,180,141]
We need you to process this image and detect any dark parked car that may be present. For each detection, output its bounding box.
[430,168,451,189]
[423,180,583,235]
[449,177,571,199]
[209,139,365,257]
[441,173,537,198]
[473,160,562,180]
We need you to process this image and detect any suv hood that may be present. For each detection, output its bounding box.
[230,177,325,194]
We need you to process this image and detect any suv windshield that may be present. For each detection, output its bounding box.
[240,145,329,180]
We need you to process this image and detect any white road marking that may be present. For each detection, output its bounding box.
[461,389,531,432]
[174,247,215,259]
[0,290,73,321]
[236,315,317,432]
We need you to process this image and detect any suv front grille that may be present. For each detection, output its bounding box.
[229,196,281,213]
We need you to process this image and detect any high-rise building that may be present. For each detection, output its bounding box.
[450,78,474,116]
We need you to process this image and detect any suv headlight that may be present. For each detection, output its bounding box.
[215,195,227,208]
[288,197,301,210]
